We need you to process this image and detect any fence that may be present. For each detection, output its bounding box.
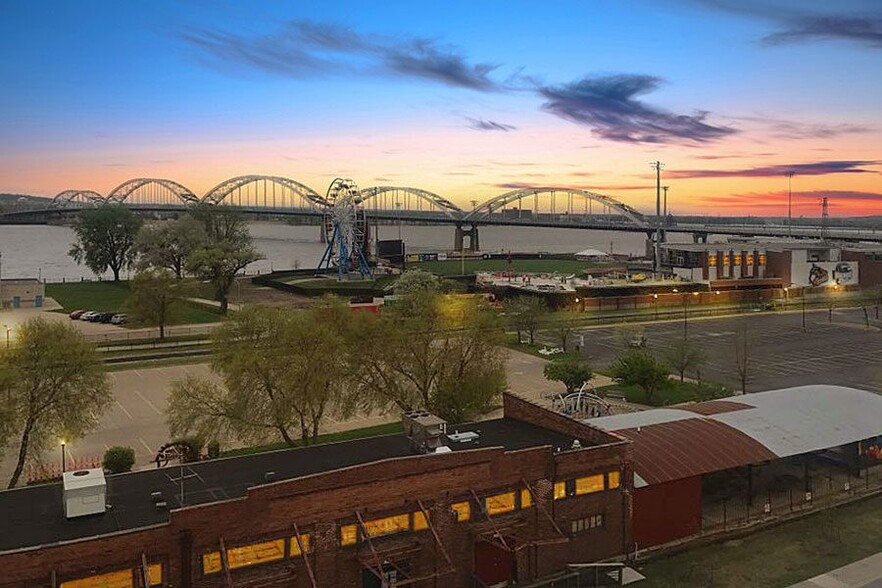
[82,324,217,344]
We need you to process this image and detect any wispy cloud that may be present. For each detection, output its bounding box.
[465,117,517,132]
[763,15,882,49]
[667,160,881,179]
[182,20,503,91]
[537,75,737,144]
[702,190,882,213]
[736,115,873,139]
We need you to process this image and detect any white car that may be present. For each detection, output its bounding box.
[110,314,127,325]
[79,311,99,321]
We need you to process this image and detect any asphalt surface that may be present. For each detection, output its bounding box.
[551,307,882,394]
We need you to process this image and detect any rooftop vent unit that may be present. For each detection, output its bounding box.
[447,431,480,443]
[62,468,106,519]
[402,410,448,454]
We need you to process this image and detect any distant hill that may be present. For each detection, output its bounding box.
[0,193,51,204]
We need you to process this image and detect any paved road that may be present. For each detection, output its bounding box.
[543,308,882,394]
[791,551,882,588]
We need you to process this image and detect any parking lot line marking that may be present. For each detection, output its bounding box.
[115,400,134,421]
[133,388,162,415]
[139,438,152,454]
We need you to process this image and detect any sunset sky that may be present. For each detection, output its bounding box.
[1,0,880,216]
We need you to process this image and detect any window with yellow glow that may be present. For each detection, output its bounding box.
[608,470,621,489]
[554,481,567,500]
[203,552,222,575]
[759,254,767,266]
[340,524,358,546]
[747,255,754,265]
[485,491,516,515]
[289,533,311,556]
[146,564,162,587]
[364,513,411,538]
[227,538,285,570]
[733,254,742,266]
[575,474,604,495]
[707,254,717,267]
[60,569,132,588]
[520,488,533,509]
[413,510,429,530]
[452,501,470,522]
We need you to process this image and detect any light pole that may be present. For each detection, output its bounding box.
[802,291,807,332]
[786,171,795,237]
[663,186,669,219]
[650,162,665,279]
[653,293,659,320]
[783,287,789,310]
[2,324,9,348]
[60,439,66,473]
[683,291,699,338]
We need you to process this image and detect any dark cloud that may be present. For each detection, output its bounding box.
[538,75,737,144]
[762,15,882,48]
[667,160,881,179]
[182,20,502,91]
[465,117,517,132]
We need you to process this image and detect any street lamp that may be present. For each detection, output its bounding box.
[683,291,699,338]
[783,287,789,310]
[653,293,659,320]
[802,290,807,332]
[60,439,66,473]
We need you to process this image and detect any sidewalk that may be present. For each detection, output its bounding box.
[790,551,882,588]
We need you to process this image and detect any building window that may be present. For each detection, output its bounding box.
[608,470,621,489]
[203,552,222,575]
[413,510,429,531]
[485,491,516,516]
[553,481,567,500]
[226,538,286,570]
[575,474,604,495]
[289,533,311,556]
[340,524,358,546]
[759,254,767,266]
[520,488,533,509]
[146,564,162,587]
[452,501,471,522]
[570,513,604,534]
[364,513,411,539]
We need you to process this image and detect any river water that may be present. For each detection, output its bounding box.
[0,222,695,281]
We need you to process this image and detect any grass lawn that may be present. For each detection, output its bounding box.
[283,276,397,291]
[414,258,615,276]
[221,422,403,458]
[598,379,729,406]
[47,281,223,325]
[105,355,208,372]
[638,495,882,587]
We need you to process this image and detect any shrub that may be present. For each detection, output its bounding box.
[172,437,204,463]
[103,446,136,474]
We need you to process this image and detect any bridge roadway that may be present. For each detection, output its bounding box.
[3,204,882,244]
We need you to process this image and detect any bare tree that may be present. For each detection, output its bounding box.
[662,337,706,382]
[734,324,751,394]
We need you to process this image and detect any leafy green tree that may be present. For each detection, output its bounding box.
[0,318,110,488]
[126,269,193,339]
[135,216,206,278]
[186,206,262,313]
[544,358,592,394]
[354,292,507,422]
[393,269,440,296]
[662,337,707,382]
[609,349,669,403]
[166,301,352,447]
[507,296,547,345]
[103,446,135,474]
[68,206,143,281]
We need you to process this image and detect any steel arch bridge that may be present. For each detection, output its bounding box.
[106,178,199,206]
[464,187,648,227]
[357,186,463,220]
[50,190,105,208]
[201,175,328,210]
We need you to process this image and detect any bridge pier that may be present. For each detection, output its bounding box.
[454,224,480,252]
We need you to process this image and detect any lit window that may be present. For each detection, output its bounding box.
[146,564,162,587]
[553,481,567,500]
[364,513,411,538]
[60,570,133,588]
[340,524,358,546]
[452,501,471,522]
[485,492,516,516]
[608,471,621,489]
[289,533,311,556]
[520,488,533,509]
[203,552,221,575]
[227,539,285,570]
[570,513,604,535]
[575,474,604,495]
[413,510,429,531]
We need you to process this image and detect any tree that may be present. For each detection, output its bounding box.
[0,318,110,488]
[544,358,592,394]
[554,323,575,352]
[166,302,352,447]
[354,291,507,423]
[126,269,192,339]
[507,296,547,345]
[734,324,751,394]
[609,349,669,403]
[662,337,707,382]
[68,206,143,281]
[103,446,135,474]
[135,216,206,278]
[394,269,440,296]
[186,206,262,313]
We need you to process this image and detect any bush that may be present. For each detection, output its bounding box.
[609,349,670,402]
[103,446,136,474]
[207,441,221,459]
[172,437,204,463]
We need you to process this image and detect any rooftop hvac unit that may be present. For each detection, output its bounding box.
[63,468,106,519]
[402,410,448,454]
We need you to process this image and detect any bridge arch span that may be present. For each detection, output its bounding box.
[50,190,105,208]
[465,187,647,227]
[201,175,328,210]
[106,178,198,206]
[357,186,463,220]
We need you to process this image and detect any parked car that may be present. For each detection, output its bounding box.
[97,312,115,323]
[110,313,127,325]
[627,334,647,348]
[69,310,86,320]
[79,311,99,321]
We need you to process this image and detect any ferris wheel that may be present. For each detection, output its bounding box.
[317,178,373,280]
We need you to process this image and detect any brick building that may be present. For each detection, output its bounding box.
[0,393,632,588]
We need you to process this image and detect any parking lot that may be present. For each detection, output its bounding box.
[565,307,882,394]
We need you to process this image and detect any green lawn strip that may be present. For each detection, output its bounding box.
[638,495,882,588]
[597,380,728,406]
[414,258,613,276]
[101,345,210,360]
[104,356,208,372]
[47,281,131,313]
[220,422,403,458]
[97,333,210,348]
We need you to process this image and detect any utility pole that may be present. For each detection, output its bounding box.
[650,162,664,278]
[663,186,669,220]
[786,171,795,238]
